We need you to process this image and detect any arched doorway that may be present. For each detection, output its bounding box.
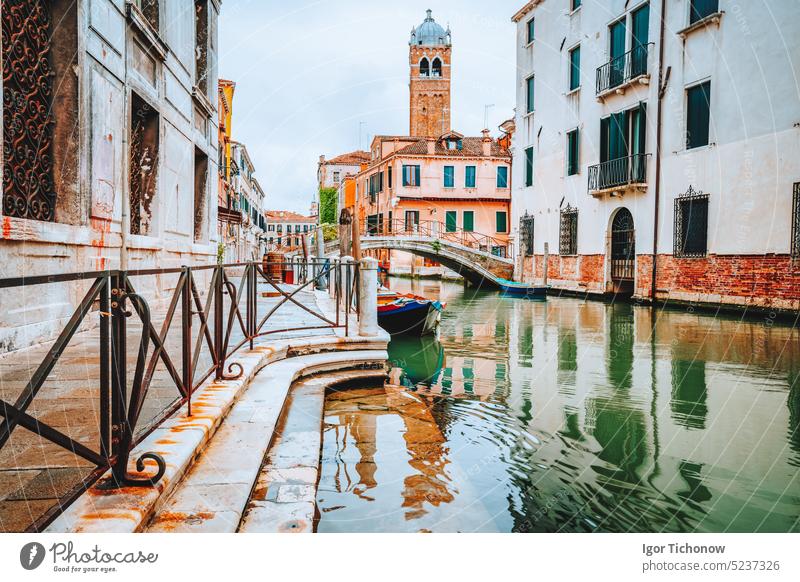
[610,208,635,281]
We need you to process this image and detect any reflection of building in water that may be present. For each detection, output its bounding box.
[670,360,708,430]
[789,371,800,466]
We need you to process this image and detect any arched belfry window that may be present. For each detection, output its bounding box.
[432,57,442,77]
[419,58,430,77]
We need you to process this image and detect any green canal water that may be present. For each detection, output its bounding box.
[316,278,800,532]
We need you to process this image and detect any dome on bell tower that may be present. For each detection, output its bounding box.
[409,9,451,46]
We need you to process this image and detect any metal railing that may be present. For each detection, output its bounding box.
[596,43,652,95]
[588,153,650,191]
[361,218,513,258]
[0,257,359,531]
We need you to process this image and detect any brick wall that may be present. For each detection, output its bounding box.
[522,254,605,293]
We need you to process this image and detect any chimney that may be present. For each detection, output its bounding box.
[481,129,492,156]
[426,138,436,155]
[319,155,326,164]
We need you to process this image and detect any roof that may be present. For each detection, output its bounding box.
[265,211,316,223]
[511,1,543,23]
[410,9,451,46]
[393,136,510,158]
[322,150,370,166]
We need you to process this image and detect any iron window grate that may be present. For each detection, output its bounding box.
[674,186,709,258]
[521,214,535,256]
[559,205,578,256]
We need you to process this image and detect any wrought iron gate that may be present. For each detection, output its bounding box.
[611,208,635,280]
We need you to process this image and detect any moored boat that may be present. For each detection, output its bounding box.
[377,289,444,336]
[496,278,548,299]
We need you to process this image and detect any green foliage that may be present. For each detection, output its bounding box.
[431,239,441,253]
[321,223,338,242]
[319,187,338,225]
[217,241,225,264]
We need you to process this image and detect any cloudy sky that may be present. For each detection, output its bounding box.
[219,0,521,214]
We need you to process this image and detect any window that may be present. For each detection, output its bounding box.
[631,3,650,78]
[521,214,535,256]
[403,165,421,187]
[268,224,275,231]
[689,0,719,24]
[193,147,208,241]
[304,224,309,232]
[465,166,476,188]
[130,93,160,235]
[686,81,711,149]
[571,0,581,11]
[567,129,579,176]
[133,0,160,32]
[333,171,340,183]
[404,210,420,231]
[420,58,429,77]
[497,166,509,188]
[674,187,709,257]
[446,211,457,232]
[388,165,393,189]
[444,165,455,188]
[559,205,578,255]
[569,45,581,91]
[525,147,534,187]
[463,211,475,232]
[496,211,508,233]
[793,183,800,258]
[526,18,535,44]
[432,58,442,77]
[526,76,535,113]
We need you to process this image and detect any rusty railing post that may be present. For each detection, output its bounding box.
[181,266,193,416]
[214,265,224,380]
[110,270,127,485]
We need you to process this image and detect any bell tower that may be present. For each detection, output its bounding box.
[409,9,451,138]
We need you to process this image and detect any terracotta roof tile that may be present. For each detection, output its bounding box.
[265,211,316,223]
[323,150,371,165]
[393,137,510,158]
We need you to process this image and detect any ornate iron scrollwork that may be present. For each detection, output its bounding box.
[2,0,57,222]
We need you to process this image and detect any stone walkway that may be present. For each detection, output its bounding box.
[0,281,337,532]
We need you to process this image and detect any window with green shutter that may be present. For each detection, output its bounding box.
[465,166,476,188]
[690,0,718,24]
[571,0,581,10]
[496,211,507,233]
[567,129,579,175]
[526,76,535,113]
[445,211,457,232]
[497,166,508,188]
[444,165,454,188]
[463,211,474,232]
[525,147,534,186]
[569,45,581,91]
[526,18,535,44]
[686,81,711,149]
[402,165,421,186]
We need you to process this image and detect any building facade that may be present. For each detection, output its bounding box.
[265,211,316,251]
[217,78,241,259]
[511,0,800,311]
[0,0,221,350]
[230,142,267,261]
[355,131,512,275]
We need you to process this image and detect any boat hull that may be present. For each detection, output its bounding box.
[378,301,440,336]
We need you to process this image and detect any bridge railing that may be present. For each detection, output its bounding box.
[361,218,513,259]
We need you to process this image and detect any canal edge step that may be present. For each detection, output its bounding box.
[46,334,389,533]
[148,369,384,533]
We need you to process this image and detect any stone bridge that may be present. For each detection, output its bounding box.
[333,234,515,286]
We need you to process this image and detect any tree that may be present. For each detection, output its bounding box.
[319,187,337,225]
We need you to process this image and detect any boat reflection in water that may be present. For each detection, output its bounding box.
[317,277,800,533]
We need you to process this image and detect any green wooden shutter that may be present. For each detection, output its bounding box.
[525,147,534,186]
[445,211,457,232]
[610,110,629,160]
[527,76,535,113]
[465,166,476,188]
[496,211,507,233]
[527,18,534,43]
[414,165,421,186]
[497,166,508,188]
[569,46,581,91]
[687,81,711,149]
[463,211,474,232]
[444,165,454,188]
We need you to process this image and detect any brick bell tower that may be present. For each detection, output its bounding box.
[409,9,452,138]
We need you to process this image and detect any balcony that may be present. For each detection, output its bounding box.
[588,153,650,196]
[596,43,652,98]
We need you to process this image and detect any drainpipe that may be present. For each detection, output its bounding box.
[650,0,669,302]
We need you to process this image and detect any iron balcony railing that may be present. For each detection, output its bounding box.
[0,257,359,531]
[596,43,653,95]
[588,153,650,191]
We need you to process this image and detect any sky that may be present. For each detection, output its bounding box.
[218,0,521,214]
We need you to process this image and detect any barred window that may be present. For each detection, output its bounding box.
[559,205,578,255]
[792,182,800,258]
[521,214,535,256]
[674,186,709,257]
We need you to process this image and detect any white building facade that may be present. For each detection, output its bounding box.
[511,0,800,312]
[0,0,221,350]
[230,142,267,261]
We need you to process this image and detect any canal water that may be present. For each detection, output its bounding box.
[316,278,800,533]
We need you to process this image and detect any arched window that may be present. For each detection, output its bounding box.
[419,58,430,77]
[432,57,442,77]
